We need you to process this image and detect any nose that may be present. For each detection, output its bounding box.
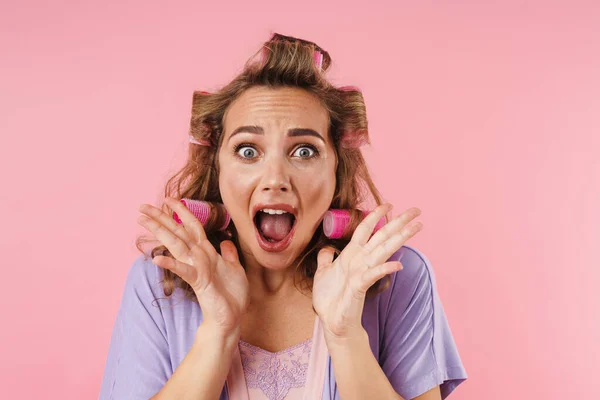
[259,155,291,193]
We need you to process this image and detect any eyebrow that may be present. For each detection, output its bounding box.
[228,125,325,143]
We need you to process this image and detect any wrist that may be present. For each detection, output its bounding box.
[323,325,369,348]
[195,321,241,354]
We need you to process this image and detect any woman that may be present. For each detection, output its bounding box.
[99,33,468,400]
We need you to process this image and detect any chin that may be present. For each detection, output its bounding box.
[251,244,300,269]
[249,233,308,270]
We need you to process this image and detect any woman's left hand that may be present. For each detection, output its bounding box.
[312,203,423,341]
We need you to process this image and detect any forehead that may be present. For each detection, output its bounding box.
[223,86,329,136]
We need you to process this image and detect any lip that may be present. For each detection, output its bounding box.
[251,202,298,253]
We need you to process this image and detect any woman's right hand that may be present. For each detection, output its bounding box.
[137,197,249,339]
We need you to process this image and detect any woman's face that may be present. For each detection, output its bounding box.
[217,86,337,270]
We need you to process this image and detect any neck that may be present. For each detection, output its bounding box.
[243,257,313,302]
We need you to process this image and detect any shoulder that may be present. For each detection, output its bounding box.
[372,244,440,323]
[119,253,181,313]
[386,244,437,294]
[124,253,164,296]
[123,253,204,325]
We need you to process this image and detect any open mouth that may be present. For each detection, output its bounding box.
[253,210,297,252]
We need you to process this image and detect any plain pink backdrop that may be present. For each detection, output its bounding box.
[1,1,598,399]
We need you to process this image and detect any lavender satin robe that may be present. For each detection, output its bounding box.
[99,245,468,399]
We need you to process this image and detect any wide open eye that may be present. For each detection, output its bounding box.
[235,145,258,159]
[292,145,318,159]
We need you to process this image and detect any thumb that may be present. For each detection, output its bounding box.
[316,246,336,272]
[220,240,240,264]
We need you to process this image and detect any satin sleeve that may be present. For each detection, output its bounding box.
[99,255,172,399]
[379,247,468,399]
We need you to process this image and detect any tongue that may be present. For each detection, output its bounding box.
[259,213,293,241]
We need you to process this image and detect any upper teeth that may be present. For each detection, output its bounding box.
[261,208,289,215]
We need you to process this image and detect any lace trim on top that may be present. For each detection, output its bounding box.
[238,338,313,400]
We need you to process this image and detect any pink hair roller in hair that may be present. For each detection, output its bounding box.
[173,199,230,231]
[313,50,324,70]
[323,209,386,239]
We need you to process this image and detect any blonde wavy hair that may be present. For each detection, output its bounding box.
[136,32,392,302]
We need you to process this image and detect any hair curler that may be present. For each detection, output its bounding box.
[323,209,387,239]
[172,199,231,231]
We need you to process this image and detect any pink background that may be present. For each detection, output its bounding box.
[1,1,598,399]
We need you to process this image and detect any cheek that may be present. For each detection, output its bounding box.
[218,167,258,224]
[220,168,250,200]
[299,173,336,207]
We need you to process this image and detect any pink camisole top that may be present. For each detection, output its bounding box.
[226,315,329,400]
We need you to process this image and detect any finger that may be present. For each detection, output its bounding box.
[139,197,209,252]
[366,221,423,267]
[358,261,403,293]
[317,246,336,272]
[138,200,196,250]
[351,203,393,246]
[164,197,208,243]
[138,213,193,261]
[364,207,421,253]
[220,240,240,264]
[153,255,207,290]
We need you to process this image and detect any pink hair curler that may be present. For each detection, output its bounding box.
[323,209,387,239]
[313,50,324,70]
[173,199,230,231]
